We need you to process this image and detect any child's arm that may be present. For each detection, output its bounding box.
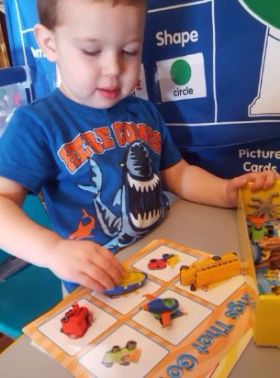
[0,177,124,291]
[161,159,278,208]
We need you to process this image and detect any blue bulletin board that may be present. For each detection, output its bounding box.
[4,0,280,177]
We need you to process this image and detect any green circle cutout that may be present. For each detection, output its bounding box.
[170,59,192,86]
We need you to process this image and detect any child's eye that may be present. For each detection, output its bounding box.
[123,50,138,57]
[81,49,101,56]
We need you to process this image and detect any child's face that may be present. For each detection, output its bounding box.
[49,0,145,108]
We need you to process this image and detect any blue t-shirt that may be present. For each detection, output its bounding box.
[0,89,181,290]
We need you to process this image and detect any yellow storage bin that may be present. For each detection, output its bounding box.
[238,180,280,346]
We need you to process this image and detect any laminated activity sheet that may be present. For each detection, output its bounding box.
[23,239,253,377]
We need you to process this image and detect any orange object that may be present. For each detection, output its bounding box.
[247,215,267,227]
[180,252,241,290]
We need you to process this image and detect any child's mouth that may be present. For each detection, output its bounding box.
[98,88,120,99]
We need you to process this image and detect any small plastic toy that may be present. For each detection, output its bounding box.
[148,258,167,270]
[180,252,242,291]
[147,253,180,270]
[141,294,184,327]
[60,303,93,338]
[247,215,270,243]
[255,244,280,270]
[102,340,141,367]
[258,236,280,252]
[103,269,147,297]
[164,253,180,268]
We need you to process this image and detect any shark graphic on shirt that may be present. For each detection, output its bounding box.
[77,141,169,251]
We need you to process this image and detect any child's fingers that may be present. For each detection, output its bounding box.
[83,248,124,289]
[77,272,110,292]
[249,170,278,191]
[248,174,265,191]
[98,245,125,276]
[80,262,118,290]
[263,170,279,188]
[226,170,278,208]
[229,176,247,191]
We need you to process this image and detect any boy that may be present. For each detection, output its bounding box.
[0,0,277,293]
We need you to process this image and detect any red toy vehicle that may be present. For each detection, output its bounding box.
[148,258,167,270]
[60,303,93,338]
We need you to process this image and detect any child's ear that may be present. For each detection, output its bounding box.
[34,23,57,62]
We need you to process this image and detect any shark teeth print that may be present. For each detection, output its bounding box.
[127,173,160,192]
[130,208,161,228]
[127,172,162,229]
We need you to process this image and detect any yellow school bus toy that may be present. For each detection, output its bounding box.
[180,252,241,291]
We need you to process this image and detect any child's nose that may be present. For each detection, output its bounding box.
[102,53,121,76]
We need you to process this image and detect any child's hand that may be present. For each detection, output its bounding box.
[225,170,279,207]
[47,239,125,291]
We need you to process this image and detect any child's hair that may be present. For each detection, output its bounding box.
[37,0,146,30]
